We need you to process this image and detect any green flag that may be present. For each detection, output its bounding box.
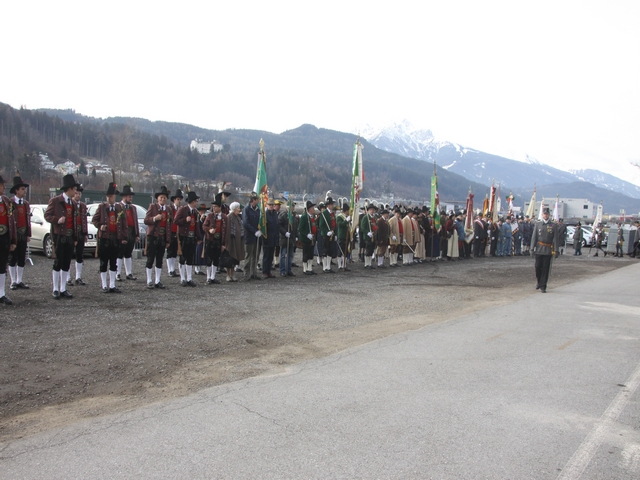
[431,174,441,230]
[254,139,268,237]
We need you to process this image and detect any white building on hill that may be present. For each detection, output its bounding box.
[190,139,223,154]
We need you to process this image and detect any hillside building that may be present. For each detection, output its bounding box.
[190,139,223,154]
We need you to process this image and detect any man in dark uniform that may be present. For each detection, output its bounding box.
[166,189,183,277]
[174,191,202,286]
[278,200,298,277]
[360,204,378,269]
[473,215,486,257]
[144,186,172,289]
[202,199,227,284]
[8,173,31,290]
[297,200,317,275]
[261,199,279,278]
[92,182,127,293]
[45,174,79,299]
[115,184,140,281]
[319,196,337,273]
[530,207,560,293]
[0,175,17,304]
[376,209,390,268]
[336,203,351,271]
[68,185,88,286]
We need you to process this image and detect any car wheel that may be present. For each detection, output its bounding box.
[582,239,587,248]
[44,234,53,259]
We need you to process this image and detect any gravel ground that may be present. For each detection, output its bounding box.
[0,246,634,442]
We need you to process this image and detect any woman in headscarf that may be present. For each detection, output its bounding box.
[224,202,244,282]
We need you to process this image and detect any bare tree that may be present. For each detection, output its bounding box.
[109,126,141,185]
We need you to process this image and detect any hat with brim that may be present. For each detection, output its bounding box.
[120,185,135,196]
[249,191,259,199]
[155,185,170,199]
[341,204,350,212]
[212,199,222,207]
[106,182,119,196]
[171,189,184,201]
[367,204,377,211]
[197,203,207,211]
[60,174,79,192]
[267,199,276,206]
[77,184,84,193]
[325,197,335,205]
[10,175,29,194]
[185,191,200,203]
[305,200,315,210]
[542,207,550,214]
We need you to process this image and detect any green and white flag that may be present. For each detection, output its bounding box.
[254,139,268,237]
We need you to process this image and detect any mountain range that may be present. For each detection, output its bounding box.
[9,106,640,214]
[362,121,640,200]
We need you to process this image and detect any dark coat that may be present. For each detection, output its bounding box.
[278,210,299,248]
[263,209,280,248]
[91,202,126,242]
[45,194,78,239]
[174,205,202,241]
[0,195,17,244]
[202,212,228,245]
[243,204,261,245]
[144,203,172,244]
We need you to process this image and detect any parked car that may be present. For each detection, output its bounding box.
[29,204,98,258]
[565,225,593,247]
[86,203,147,249]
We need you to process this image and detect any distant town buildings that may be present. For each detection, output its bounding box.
[190,139,223,154]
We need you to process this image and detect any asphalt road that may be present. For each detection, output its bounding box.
[2,264,639,479]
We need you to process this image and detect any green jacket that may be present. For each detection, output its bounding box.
[319,209,334,237]
[337,213,349,240]
[360,213,375,240]
[298,212,315,244]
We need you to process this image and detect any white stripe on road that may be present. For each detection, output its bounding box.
[557,360,640,480]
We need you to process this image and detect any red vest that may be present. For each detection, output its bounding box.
[16,204,27,228]
[65,204,74,229]
[398,219,404,234]
[0,202,7,226]
[159,210,168,228]
[172,210,179,233]
[108,209,117,233]
[125,206,135,227]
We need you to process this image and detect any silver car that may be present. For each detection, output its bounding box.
[29,204,98,258]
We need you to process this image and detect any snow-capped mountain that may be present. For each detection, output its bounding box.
[361,120,439,161]
[364,120,640,198]
[569,169,640,200]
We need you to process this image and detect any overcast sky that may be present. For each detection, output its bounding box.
[3,1,639,184]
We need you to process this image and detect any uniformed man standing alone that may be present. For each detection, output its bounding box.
[530,207,560,293]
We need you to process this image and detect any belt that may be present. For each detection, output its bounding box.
[537,241,552,247]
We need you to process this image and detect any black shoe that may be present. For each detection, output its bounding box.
[309,270,317,275]
[147,282,155,289]
[67,279,74,286]
[168,271,178,277]
[17,281,29,289]
[287,272,295,277]
[155,282,166,289]
[52,290,61,299]
[109,287,122,294]
[291,263,299,268]
[280,272,287,277]
[9,283,17,290]
[102,287,110,294]
[186,280,197,287]
[343,267,351,272]
[0,295,13,305]
[540,287,546,293]
[75,278,86,285]
[116,274,122,281]
[126,274,137,280]
[303,271,312,275]
[206,279,220,285]
[60,290,73,298]
[181,280,187,287]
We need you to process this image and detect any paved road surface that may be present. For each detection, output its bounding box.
[2,264,640,479]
